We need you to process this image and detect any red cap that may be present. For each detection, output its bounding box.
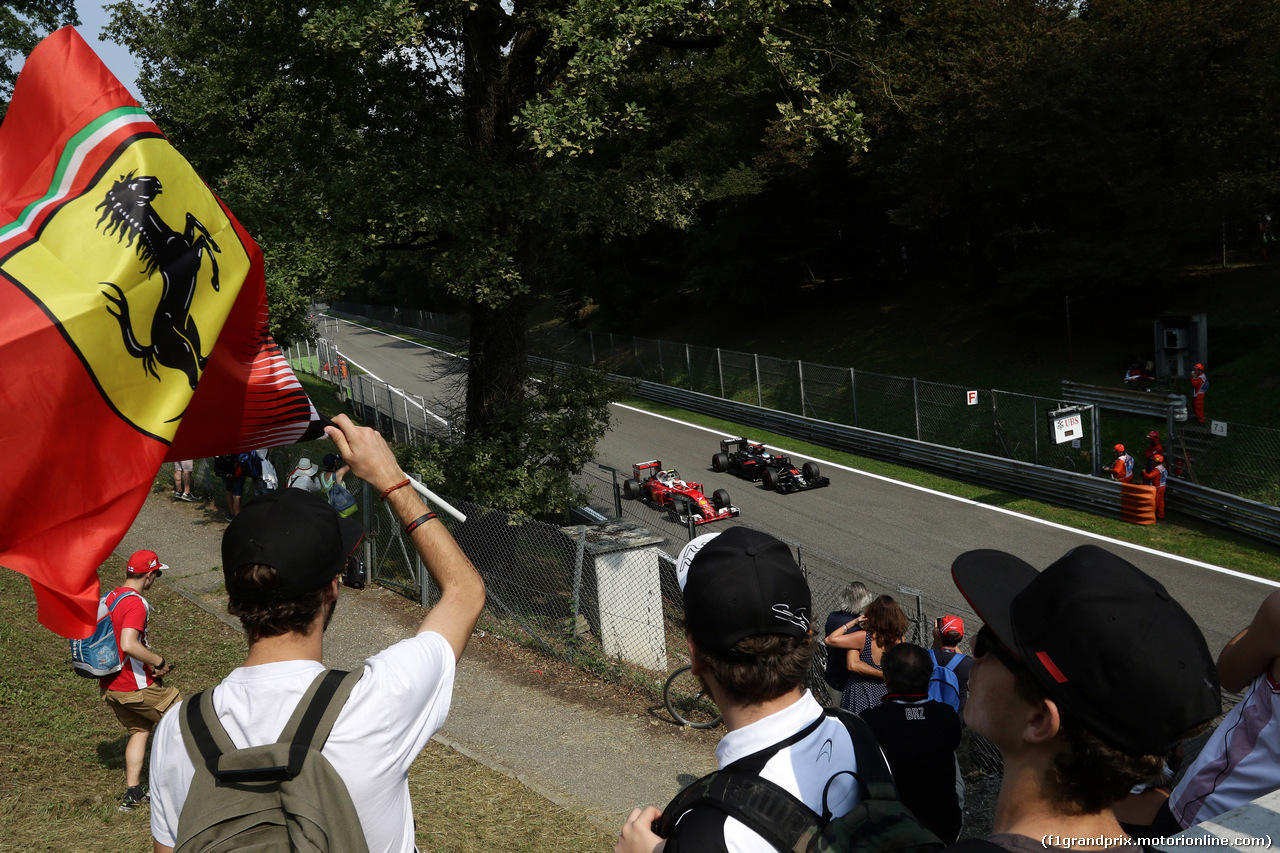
[126,549,167,576]
[1194,363,1204,371]
[1147,431,1159,440]
[1114,444,1125,453]
[1154,453,1164,463]
[936,615,964,637]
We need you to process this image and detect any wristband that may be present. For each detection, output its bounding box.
[380,478,411,501]
[156,657,166,671]
[405,512,437,534]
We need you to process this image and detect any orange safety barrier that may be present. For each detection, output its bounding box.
[1120,483,1157,525]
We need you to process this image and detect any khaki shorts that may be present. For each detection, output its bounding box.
[174,459,193,473]
[102,683,181,734]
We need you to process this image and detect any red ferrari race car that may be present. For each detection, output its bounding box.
[623,460,740,525]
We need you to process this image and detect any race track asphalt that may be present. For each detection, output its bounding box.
[326,314,1279,659]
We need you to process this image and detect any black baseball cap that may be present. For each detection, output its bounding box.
[676,527,812,656]
[952,544,1220,756]
[222,489,363,602]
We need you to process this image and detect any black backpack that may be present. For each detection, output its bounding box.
[656,707,943,853]
[213,455,237,478]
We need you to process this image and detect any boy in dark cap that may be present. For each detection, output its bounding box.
[948,544,1220,852]
[616,528,864,853]
[145,415,485,853]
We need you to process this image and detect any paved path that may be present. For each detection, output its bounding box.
[118,485,717,834]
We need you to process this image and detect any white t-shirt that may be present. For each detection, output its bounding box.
[149,630,455,853]
[1168,670,1280,828]
[672,691,862,853]
[288,470,324,494]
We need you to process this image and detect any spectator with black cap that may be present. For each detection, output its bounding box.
[946,544,1220,853]
[615,527,863,853]
[145,414,485,853]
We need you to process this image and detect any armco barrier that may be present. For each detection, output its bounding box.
[623,378,1280,546]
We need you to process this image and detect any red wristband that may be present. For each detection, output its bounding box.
[380,478,411,501]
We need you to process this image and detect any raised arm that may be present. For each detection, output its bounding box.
[326,415,485,660]
[1217,591,1280,693]
[825,619,867,650]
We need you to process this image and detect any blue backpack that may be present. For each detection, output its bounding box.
[927,650,964,713]
[70,591,138,678]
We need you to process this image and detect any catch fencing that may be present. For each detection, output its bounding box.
[333,301,1280,507]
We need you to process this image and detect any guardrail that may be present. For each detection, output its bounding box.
[1061,381,1188,421]
[623,378,1280,546]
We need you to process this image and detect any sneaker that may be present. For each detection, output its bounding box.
[224,513,235,522]
[173,490,183,499]
[119,788,149,812]
[180,492,195,502]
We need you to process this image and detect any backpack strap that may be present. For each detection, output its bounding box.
[943,653,964,672]
[656,770,821,853]
[181,669,361,784]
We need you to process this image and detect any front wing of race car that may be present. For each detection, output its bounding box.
[773,470,831,495]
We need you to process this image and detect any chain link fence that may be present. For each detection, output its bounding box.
[334,301,1280,504]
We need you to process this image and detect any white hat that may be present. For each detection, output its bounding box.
[294,458,319,477]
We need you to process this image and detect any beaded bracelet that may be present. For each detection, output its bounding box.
[380,478,411,501]
[405,512,437,534]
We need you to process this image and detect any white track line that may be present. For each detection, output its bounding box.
[613,403,1280,589]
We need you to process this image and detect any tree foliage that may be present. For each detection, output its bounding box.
[0,0,78,112]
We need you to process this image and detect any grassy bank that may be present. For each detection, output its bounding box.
[0,563,612,853]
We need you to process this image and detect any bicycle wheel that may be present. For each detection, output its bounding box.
[664,664,722,728]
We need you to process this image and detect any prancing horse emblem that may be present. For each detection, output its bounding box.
[96,172,221,390]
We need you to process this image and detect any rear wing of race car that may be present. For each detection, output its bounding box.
[632,460,662,480]
[720,437,750,454]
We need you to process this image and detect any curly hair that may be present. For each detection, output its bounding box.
[226,564,333,642]
[693,631,818,705]
[864,595,908,648]
[1012,667,1172,814]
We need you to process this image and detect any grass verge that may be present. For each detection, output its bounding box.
[0,563,613,853]
[621,398,1280,581]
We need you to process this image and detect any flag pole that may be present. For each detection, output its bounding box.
[406,475,467,523]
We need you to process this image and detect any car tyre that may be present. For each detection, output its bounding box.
[671,496,689,519]
[712,488,731,510]
[623,478,640,499]
[803,461,820,480]
[763,468,780,491]
[712,452,729,473]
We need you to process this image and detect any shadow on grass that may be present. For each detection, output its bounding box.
[96,735,128,771]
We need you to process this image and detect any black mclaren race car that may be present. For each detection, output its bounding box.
[711,437,830,494]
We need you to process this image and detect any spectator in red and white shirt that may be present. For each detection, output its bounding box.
[101,549,180,812]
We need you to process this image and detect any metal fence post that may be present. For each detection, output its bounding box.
[798,360,806,418]
[755,354,763,408]
[686,344,693,392]
[851,368,859,428]
[658,340,665,382]
[403,393,411,443]
[913,378,921,441]
[589,331,595,365]
[1032,395,1040,466]
[364,479,376,585]
[610,332,615,362]
[569,526,586,656]
[717,349,725,399]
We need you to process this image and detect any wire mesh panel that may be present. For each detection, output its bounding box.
[756,355,804,415]
[803,361,858,424]
[1181,421,1280,504]
[850,371,918,437]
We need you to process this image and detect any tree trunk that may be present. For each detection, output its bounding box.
[465,295,528,441]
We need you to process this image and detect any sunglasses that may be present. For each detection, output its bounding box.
[974,625,1022,671]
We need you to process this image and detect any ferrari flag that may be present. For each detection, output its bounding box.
[0,28,326,638]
